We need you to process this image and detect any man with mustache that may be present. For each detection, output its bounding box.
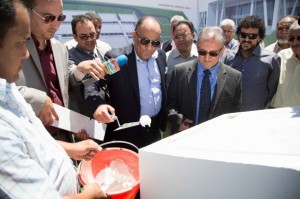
[224,15,280,111]
[270,20,300,108]
[265,15,297,54]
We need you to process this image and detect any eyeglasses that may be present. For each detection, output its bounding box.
[198,48,223,57]
[173,32,192,40]
[239,32,259,39]
[277,26,290,31]
[136,33,161,47]
[287,36,300,42]
[222,30,234,34]
[77,32,98,41]
[32,9,66,24]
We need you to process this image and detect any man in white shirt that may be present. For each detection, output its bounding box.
[265,15,297,53]
[270,20,300,108]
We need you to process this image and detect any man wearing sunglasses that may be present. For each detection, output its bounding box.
[15,0,88,141]
[167,27,242,134]
[85,16,167,149]
[265,15,297,53]
[67,14,111,116]
[224,15,280,111]
[270,20,300,108]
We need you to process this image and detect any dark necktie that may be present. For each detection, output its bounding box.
[199,69,211,124]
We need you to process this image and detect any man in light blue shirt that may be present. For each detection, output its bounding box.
[167,27,242,134]
[85,16,167,148]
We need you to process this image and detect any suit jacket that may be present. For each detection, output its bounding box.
[161,39,172,53]
[85,44,167,148]
[167,59,242,134]
[68,44,111,115]
[16,37,69,115]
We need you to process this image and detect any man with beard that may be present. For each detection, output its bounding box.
[224,15,280,111]
[265,15,297,53]
[270,20,300,108]
[165,19,198,88]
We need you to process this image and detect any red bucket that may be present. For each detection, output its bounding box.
[77,141,139,199]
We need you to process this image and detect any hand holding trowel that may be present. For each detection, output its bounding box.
[111,115,151,131]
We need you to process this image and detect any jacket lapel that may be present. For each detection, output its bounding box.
[27,38,47,87]
[210,63,226,115]
[187,59,198,117]
[126,45,140,104]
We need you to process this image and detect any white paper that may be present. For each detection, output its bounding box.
[51,104,106,141]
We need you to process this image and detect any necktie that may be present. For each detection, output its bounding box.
[199,69,211,124]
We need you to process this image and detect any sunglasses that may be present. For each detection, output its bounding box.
[239,32,259,39]
[32,9,66,24]
[198,48,223,57]
[287,36,300,42]
[77,32,98,41]
[136,33,161,47]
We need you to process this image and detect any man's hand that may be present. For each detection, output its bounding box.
[62,183,109,199]
[93,105,116,123]
[77,60,109,80]
[38,96,59,126]
[57,139,100,161]
[179,118,193,132]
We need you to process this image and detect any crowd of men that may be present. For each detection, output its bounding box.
[0,0,300,197]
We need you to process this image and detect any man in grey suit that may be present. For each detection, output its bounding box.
[167,26,242,134]
[68,14,111,116]
[16,0,88,141]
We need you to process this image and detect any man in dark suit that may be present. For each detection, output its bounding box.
[85,16,167,148]
[168,26,242,134]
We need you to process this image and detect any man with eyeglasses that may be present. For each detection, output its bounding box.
[161,15,185,53]
[220,19,239,52]
[16,0,88,141]
[265,15,297,53]
[165,19,198,89]
[269,20,300,108]
[67,14,111,116]
[167,27,242,134]
[85,16,167,149]
[224,15,280,111]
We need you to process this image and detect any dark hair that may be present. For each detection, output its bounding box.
[134,16,162,32]
[236,15,266,40]
[173,19,195,33]
[71,14,92,35]
[0,0,21,47]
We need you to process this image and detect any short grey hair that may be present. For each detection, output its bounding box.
[197,26,225,47]
[290,20,300,31]
[170,15,184,23]
[220,19,236,30]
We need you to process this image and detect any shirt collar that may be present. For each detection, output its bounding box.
[197,60,220,76]
[172,48,198,58]
[31,33,52,54]
[0,78,12,104]
[135,49,158,63]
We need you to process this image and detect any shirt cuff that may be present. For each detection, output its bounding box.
[73,69,85,81]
